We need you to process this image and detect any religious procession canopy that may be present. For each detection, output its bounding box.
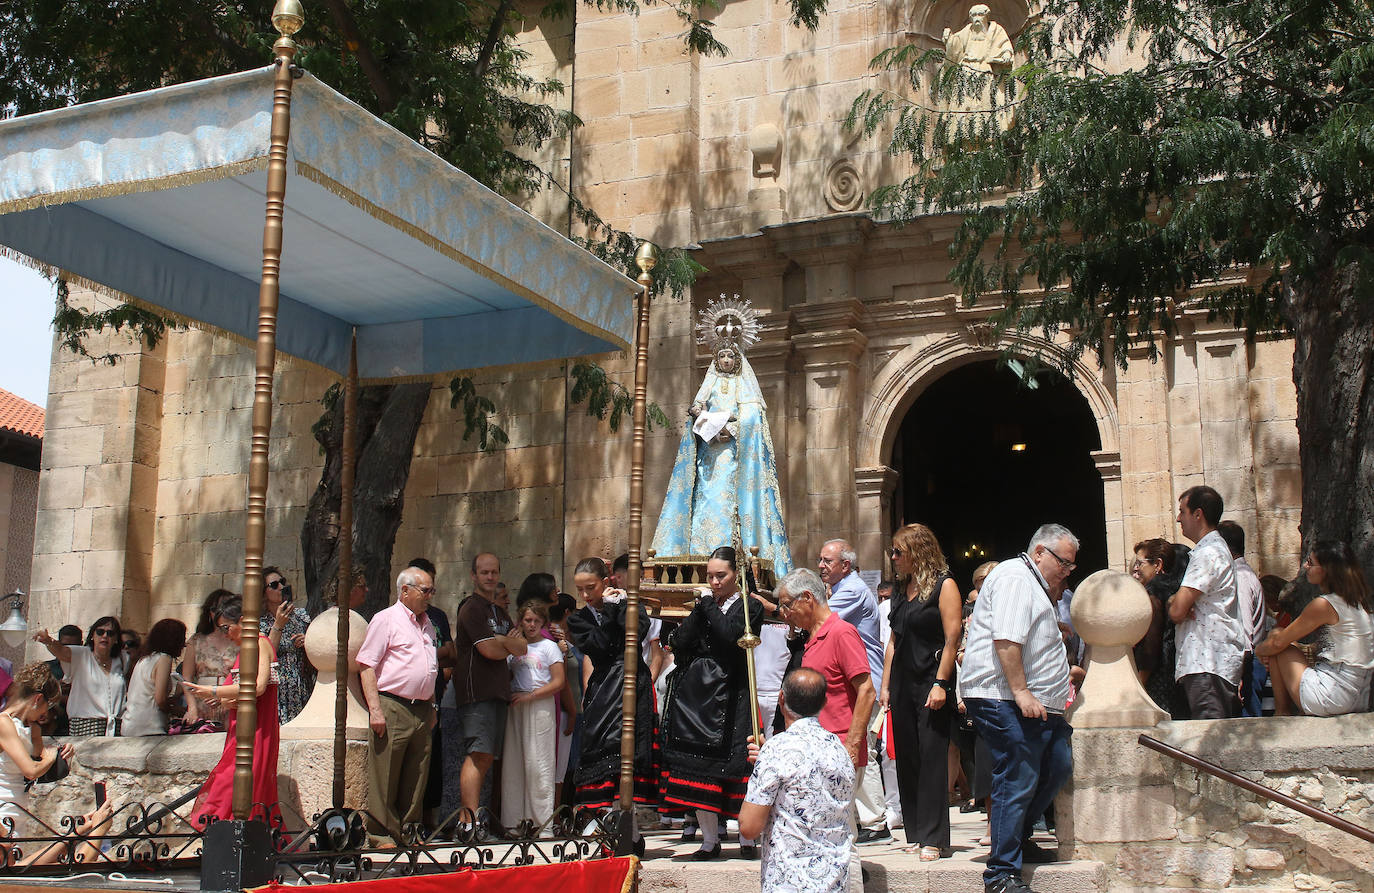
[0,66,638,378]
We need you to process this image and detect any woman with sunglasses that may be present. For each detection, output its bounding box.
[183,597,283,830]
[0,662,115,865]
[260,567,313,725]
[34,616,130,737]
[183,589,239,728]
[880,524,962,860]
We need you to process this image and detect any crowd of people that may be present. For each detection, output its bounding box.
[1,483,1369,889]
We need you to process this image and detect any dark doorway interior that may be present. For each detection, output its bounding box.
[890,359,1107,593]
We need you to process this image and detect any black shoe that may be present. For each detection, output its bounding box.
[738,844,758,860]
[985,875,1033,893]
[691,843,722,861]
[857,825,892,844]
[960,800,980,814]
[1021,840,1059,864]
[633,836,646,858]
[680,823,699,842]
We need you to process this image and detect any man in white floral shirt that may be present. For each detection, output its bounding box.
[1168,485,1247,718]
[742,668,856,893]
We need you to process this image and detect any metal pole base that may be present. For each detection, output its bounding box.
[200,819,276,892]
[612,808,638,857]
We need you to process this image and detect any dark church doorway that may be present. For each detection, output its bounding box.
[890,359,1108,593]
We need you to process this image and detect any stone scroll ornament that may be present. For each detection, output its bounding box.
[824,159,864,212]
[649,296,793,575]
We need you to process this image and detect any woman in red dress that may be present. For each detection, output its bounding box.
[183,597,282,830]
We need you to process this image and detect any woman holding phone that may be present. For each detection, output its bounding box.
[260,566,313,725]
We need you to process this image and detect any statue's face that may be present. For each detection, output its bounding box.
[715,349,739,374]
[970,6,988,27]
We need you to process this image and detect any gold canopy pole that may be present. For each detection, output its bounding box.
[619,242,658,814]
[232,0,305,821]
[739,548,764,741]
[333,330,358,809]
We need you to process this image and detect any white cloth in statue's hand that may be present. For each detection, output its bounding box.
[693,410,730,443]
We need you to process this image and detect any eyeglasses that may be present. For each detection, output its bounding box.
[777,599,795,615]
[266,579,285,589]
[92,628,115,638]
[1043,546,1077,571]
[217,622,232,633]
[1130,558,1159,570]
[407,584,436,596]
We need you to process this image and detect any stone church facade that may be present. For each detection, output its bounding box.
[25,0,1302,636]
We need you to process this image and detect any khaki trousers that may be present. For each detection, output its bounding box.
[367,696,434,840]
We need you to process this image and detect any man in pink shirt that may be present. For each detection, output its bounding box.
[357,565,439,843]
[776,568,876,767]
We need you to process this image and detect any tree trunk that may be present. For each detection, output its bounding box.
[301,381,433,616]
[1288,261,1374,573]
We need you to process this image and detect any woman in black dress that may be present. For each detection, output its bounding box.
[659,546,765,860]
[567,558,658,843]
[880,523,963,860]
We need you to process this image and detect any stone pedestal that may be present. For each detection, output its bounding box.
[1067,569,1168,728]
[281,607,370,740]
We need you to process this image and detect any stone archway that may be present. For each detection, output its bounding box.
[853,333,1123,579]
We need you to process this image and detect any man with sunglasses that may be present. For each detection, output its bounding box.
[958,524,1078,893]
[357,565,439,845]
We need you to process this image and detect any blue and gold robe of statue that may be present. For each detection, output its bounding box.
[650,354,793,576]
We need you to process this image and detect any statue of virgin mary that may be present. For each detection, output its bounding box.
[650,296,793,576]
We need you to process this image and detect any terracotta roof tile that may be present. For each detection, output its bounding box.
[0,388,44,440]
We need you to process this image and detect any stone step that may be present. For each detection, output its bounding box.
[640,858,1110,893]
[636,830,1109,893]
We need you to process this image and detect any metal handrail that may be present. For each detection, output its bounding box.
[1138,734,1374,845]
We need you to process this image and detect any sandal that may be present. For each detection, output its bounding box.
[919,846,942,862]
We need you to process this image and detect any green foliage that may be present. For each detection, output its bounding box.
[52,278,178,365]
[852,0,1373,371]
[569,362,672,432]
[449,376,510,451]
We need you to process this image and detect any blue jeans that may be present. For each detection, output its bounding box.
[1241,652,1268,717]
[966,698,1073,884]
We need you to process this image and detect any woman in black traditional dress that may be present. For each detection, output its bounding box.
[880,523,962,860]
[567,557,658,852]
[659,545,766,860]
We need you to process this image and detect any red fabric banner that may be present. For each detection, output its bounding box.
[254,857,637,893]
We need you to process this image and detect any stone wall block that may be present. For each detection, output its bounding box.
[37,465,86,511]
[82,462,133,508]
[505,443,563,490]
[1114,844,1236,888]
[33,509,75,555]
[437,450,507,495]
[1071,784,1178,843]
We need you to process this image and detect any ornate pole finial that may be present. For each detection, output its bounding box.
[272,0,306,52]
[635,241,659,276]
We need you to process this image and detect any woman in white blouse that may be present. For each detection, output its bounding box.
[121,619,189,737]
[1258,541,1374,716]
[34,616,130,736]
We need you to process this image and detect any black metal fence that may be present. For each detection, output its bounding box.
[0,799,626,883]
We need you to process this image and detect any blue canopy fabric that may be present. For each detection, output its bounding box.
[0,67,637,381]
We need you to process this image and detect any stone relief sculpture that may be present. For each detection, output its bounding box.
[942,4,1015,124]
[650,296,793,576]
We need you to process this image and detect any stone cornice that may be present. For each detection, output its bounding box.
[793,298,866,335]
[763,214,874,265]
[854,465,899,499]
[793,328,869,368]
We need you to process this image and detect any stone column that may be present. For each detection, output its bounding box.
[29,288,164,649]
[1093,450,1125,571]
[790,303,867,561]
[853,466,898,576]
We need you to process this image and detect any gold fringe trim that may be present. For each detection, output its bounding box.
[293,161,633,352]
[0,157,269,216]
[621,856,640,893]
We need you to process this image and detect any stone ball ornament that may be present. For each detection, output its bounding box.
[1065,569,1168,729]
[304,607,369,674]
[1070,569,1153,648]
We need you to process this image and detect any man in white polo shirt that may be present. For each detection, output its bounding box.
[1168,486,1247,719]
[959,524,1077,893]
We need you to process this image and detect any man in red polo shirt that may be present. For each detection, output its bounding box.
[776,567,875,892]
[776,567,876,766]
